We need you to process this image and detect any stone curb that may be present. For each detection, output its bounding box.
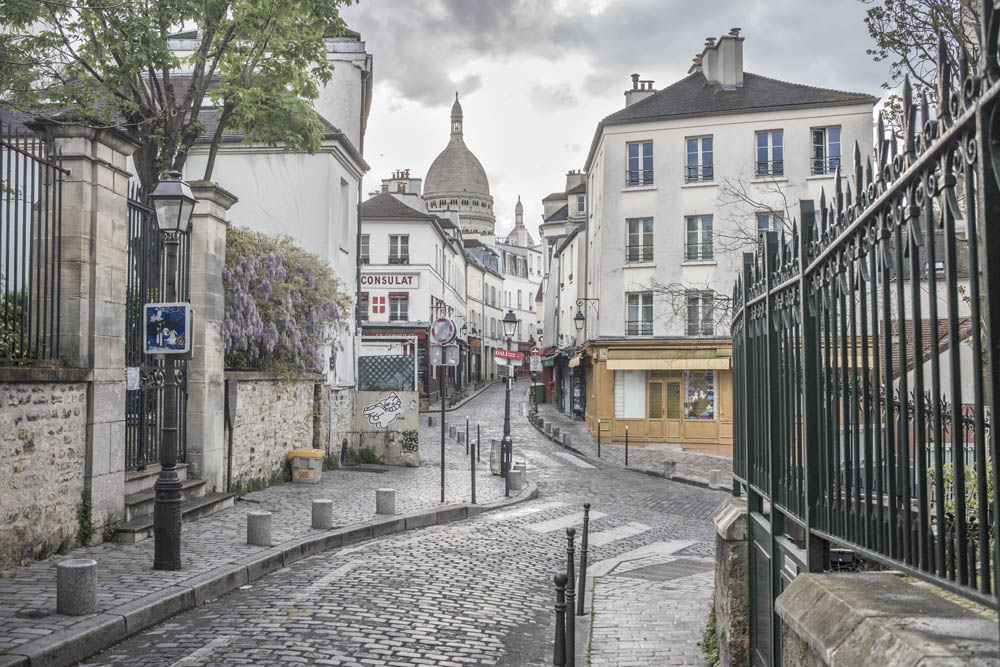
[0,481,539,667]
[527,412,734,494]
[422,378,505,414]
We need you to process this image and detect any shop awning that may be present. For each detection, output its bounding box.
[605,347,731,371]
[568,353,583,368]
[542,356,557,368]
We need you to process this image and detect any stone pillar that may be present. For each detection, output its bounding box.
[185,182,237,492]
[712,496,748,667]
[29,118,137,534]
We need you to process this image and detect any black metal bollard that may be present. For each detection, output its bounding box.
[565,528,576,667]
[577,503,590,616]
[553,572,567,666]
[625,425,629,467]
[477,423,481,462]
[466,417,470,456]
[596,419,601,458]
[471,423,477,505]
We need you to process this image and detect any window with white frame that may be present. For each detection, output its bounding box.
[517,290,522,309]
[626,292,653,335]
[360,235,370,265]
[686,291,715,336]
[756,212,784,241]
[756,130,783,177]
[626,218,654,263]
[389,235,409,264]
[576,194,585,213]
[811,126,841,175]
[686,136,713,183]
[389,293,408,321]
[614,370,646,418]
[626,141,654,186]
[685,215,713,261]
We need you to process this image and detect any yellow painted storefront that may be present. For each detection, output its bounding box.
[582,339,733,456]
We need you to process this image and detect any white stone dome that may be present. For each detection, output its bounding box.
[424,94,491,198]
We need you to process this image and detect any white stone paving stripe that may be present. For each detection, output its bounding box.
[168,635,236,666]
[587,521,651,547]
[519,449,563,468]
[554,452,597,469]
[292,561,360,601]
[526,510,608,533]
[485,501,569,522]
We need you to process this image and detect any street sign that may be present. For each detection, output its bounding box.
[143,302,192,355]
[494,348,524,363]
[430,317,457,345]
[530,355,542,372]
[530,346,541,356]
[444,344,460,366]
[430,344,443,366]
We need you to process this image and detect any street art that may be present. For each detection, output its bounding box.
[362,391,403,430]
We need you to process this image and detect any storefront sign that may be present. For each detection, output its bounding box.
[360,273,419,289]
[494,349,524,364]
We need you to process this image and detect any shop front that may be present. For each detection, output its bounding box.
[583,340,733,456]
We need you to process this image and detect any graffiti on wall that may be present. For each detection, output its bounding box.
[362,391,403,430]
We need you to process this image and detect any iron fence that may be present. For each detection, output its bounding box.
[732,25,1000,663]
[1,122,66,363]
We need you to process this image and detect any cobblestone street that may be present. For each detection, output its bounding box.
[17,380,725,666]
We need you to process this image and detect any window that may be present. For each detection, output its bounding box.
[685,371,716,420]
[685,215,713,261]
[438,199,446,207]
[389,293,408,321]
[756,212,784,241]
[614,370,646,418]
[461,199,469,206]
[811,126,841,175]
[389,235,409,264]
[648,382,663,419]
[517,290,522,309]
[396,182,406,193]
[359,292,369,321]
[360,235,370,265]
[626,218,654,263]
[626,141,654,186]
[371,295,386,315]
[686,136,713,183]
[756,130,783,177]
[686,291,715,335]
[576,194,585,213]
[626,292,653,335]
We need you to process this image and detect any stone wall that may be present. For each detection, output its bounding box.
[328,386,354,457]
[225,373,322,490]
[712,496,748,667]
[0,375,88,566]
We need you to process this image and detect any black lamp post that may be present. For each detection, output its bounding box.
[527,335,537,414]
[501,309,518,496]
[574,309,585,334]
[148,170,196,571]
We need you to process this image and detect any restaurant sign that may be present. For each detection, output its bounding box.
[360,273,419,289]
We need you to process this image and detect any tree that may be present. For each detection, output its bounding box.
[1,0,354,193]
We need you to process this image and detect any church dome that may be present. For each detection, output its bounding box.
[424,94,491,197]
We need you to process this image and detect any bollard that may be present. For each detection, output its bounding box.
[545,423,553,436]
[449,425,457,440]
[458,430,466,446]
[577,503,590,616]
[376,488,396,515]
[312,499,334,529]
[709,469,721,489]
[56,559,97,616]
[553,572,567,667]
[471,425,477,505]
[663,460,676,478]
[465,417,470,455]
[625,425,629,467]
[553,426,561,440]
[562,433,570,448]
[565,528,576,667]
[477,423,481,462]
[428,415,436,427]
[597,418,601,458]
[247,511,272,546]
[537,417,545,429]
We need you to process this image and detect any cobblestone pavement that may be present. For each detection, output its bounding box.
[535,403,734,488]
[65,379,726,666]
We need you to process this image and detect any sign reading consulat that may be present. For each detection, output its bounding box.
[360,273,419,289]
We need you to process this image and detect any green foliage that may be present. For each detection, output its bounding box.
[223,225,352,372]
[101,517,120,543]
[1,0,355,191]
[927,456,995,531]
[230,468,289,497]
[346,446,381,465]
[0,287,28,360]
[76,491,94,546]
[322,451,340,472]
[699,591,721,667]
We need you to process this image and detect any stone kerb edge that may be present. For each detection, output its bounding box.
[713,495,748,541]
[3,480,540,667]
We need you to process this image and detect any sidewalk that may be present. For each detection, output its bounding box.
[0,423,534,667]
[533,402,734,489]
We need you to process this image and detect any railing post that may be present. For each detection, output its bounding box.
[577,503,590,616]
[565,528,576,667]
[798,200,825,572]
[553,572,567,666]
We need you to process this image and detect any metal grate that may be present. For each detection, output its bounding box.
[358,354,414,392]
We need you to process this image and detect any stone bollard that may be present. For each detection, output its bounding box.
[709,469,721,489]
[553,427,561,439]
[663,461,677,478]
[247,511,272,546]
[537,417,544,429]
[376,488,396,515]
[56,559,97,616]
[457,431,466,445]
[428,415,436,427]
[562,433,570,447]
[312,499,333,529]
[449,425,457,440]
[545,423,552,435]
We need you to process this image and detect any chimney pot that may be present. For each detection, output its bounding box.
[729,27,741,36]
[630,73,640,90]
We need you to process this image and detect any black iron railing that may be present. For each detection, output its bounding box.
[625,245,653,263]
[732,27,1000,659]
[625,169,653,187]
[756,160,784,177]
[810,155,842,175]
[1,122,66,363]
[685,164,714,183]
[625,320,652,336]
[684,242,714,262]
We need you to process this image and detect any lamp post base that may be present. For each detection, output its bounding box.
[152,470,183,570]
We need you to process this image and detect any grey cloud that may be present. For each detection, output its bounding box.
[529,82,578,108]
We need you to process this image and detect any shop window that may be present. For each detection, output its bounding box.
[666,382,681,419]
[614,370,646,419]
[684,370,716,420]
[648,382,663,419]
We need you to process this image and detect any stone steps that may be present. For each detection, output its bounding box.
[125,463,188,497]
[115,492,235,544]
[123,477,208,522]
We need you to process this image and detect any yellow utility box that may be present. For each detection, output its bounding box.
[287,448,324,484]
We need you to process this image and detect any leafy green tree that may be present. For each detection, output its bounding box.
[1,0,354,193]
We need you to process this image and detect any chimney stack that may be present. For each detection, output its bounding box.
[698,29,744,89]
[624,73,656,107]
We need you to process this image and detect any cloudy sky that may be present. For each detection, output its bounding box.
[341,0,892,239]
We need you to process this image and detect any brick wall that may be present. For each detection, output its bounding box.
[0,378,88,566]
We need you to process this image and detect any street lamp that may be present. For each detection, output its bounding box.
[574,309,585,333]
[148,170,196,571]
[501,309,518,496]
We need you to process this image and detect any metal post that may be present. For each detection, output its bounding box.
[477,423,481,462]
[471,425,476,505]
[440,365,446,503]
[466,416,470,455]
[153,234,182,570]
[576,503,590,616]
[624,425,629,467]
[553,573,567,666]
[501,336,513,498]
[565,528,576,667]
[597,419,601,458]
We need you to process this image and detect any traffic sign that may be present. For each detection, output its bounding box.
[530,346,541,356]
[494,349,524,363]
[530,355,542,372]
[430,317,457,345]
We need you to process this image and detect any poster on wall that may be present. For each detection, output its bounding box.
[684,370,715,420]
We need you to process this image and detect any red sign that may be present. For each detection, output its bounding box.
[372,296,385,314]
[530,346,541,356]
[494,349,524,362]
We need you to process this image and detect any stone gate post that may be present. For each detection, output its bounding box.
[184,181,237,492]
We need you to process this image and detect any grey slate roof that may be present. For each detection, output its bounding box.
[566,183,586,194]
[585,71,877,170]
[542,192,566,202]
[361,192,430,219]
[544,204,569,223]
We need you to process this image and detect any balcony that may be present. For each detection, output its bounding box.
[625,320,653,336]
[810,156,841,176]
[625,169,654,188]
[625,245,654,263]
[360,255,370,265]
[755,160,784,177]
[686,321,715,336]
[388,255,409,265]
[684,242,714,262]
[684,164,714,183]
